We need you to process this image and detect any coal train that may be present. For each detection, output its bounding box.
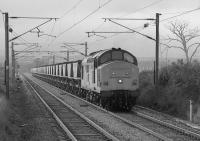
[31,48,139,111]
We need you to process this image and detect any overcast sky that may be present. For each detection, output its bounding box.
[0,0,200,64]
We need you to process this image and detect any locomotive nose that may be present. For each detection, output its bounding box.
[118,79,123,84]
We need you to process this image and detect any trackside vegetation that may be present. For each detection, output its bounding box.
[137,60,200,122]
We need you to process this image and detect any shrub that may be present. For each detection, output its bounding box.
[138,71,157,108]
[138,60,200,119]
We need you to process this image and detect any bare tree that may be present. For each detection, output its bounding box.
[162,21,200,64]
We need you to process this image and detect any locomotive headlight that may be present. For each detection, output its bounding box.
[118,79,123,84]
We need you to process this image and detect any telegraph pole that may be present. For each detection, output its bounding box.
[5,12,9,99]
[67,50,69,61]
[11,42,15,84]
[85,42,88,56]
[155,13,161,92]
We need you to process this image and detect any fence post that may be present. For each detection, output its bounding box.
[189,100,193,122]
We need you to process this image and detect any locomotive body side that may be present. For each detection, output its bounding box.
[81,57,100,92]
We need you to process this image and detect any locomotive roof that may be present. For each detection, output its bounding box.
[82,48,131,63]
[82,49,109,63]
[89,49,109,58]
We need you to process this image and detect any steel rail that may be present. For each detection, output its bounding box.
[24,75,120,141]
[23,77,78,141]
[134,105,200,140]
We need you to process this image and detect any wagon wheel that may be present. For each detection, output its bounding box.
[86,92,90,101]
[77,88,81,97]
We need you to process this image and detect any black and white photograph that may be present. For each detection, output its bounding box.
[0,0,200,140]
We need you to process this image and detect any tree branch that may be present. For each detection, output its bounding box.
[167,21,200,63]
[161,43,185,51]
[185,34,200,42]
[189,44,200,62]
[163,36,182,44]
[187,43,200,50]
[169,23,183,40]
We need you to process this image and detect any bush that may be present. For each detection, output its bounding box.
[139,71,154,88]
[138,60,200,119]
[160,61,200,102]
[138,71,157,108]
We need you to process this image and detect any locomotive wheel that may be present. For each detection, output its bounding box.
[101,97,106,108]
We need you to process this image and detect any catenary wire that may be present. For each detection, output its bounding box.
[92,0,164,32]
[88,3,200,46]
[50,0,161,47]
[119,0,163,18]
[11,30,30,44]
[85,0,164,43]
[46,20,57,47]
[47,0,84,47]
[160,7,200,22]
[88,25,144,44]
[54,0,112,40]
[60,0,84,19]
[99,6,200,44]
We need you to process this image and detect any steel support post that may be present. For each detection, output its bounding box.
[5,12,9,99]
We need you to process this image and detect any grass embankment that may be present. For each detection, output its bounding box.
[137,60,200,123]
[0,78,58,141]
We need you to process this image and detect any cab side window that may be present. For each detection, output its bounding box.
[124,53,134,64]
[124,52,137,65]
[100,52,111,64]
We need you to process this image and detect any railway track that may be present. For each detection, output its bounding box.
[25,73,200,140]
[25,74,172,141]
[133,105,200,139]
[23,75,119,141]
[116,111,200,141]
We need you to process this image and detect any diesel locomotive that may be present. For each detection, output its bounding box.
[31,48,139,111]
